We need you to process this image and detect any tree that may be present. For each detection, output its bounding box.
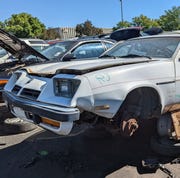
[113,21,131,31]
[132,15,160,29]
[158,6,180,31]
[0,21,4,29]
[41,28,61,40]
[4,13,46,38]
[75,20,103,36]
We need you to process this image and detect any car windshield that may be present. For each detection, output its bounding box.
[32,46,48,52]
[102,37,180,59]
[41,41,75,60]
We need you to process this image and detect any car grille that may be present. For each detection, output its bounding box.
[12,85,22,94]
[20,88,41,100]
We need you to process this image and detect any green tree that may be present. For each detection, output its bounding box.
[158,6,180,31]
[113,21,131,31]
[41,28,61,40]
[4,13,46,38]
[0,21,4,29]
[75,20,103,36]
[132,15,160,29]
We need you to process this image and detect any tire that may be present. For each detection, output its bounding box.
[150,135,180,157]
[2,117,37,134]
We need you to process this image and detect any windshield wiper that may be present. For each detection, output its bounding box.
[99,54,116,59]
[119,54,152,59]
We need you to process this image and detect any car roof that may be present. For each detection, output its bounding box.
[125,33,180,42]
[66,38,115,43]
[0,29,49,61]
[113,27,143,32]
[20,38,48,45]
[52,38,116,49]
[141,33,180,38]
[111,33,180,47]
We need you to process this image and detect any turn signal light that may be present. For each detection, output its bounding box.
[41,117,60,128]
[0,79,8,85]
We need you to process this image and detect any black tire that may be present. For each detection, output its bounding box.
[150,135,180,157]
[2,118,37,134]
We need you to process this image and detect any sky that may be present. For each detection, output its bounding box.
[0,0,179,28]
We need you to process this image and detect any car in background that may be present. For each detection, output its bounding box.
[0,38,49,65]
[37,38,115,62]
[20,38,49,52]
[0,30,49,91]
[110,27,163,41]
[0,48,11,64]
[46,39,62,45]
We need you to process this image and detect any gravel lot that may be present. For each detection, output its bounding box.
[0,104,180,178]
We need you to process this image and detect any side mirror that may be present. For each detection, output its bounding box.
[62,53,76,61]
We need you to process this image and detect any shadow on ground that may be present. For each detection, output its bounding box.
[0,123,175,178]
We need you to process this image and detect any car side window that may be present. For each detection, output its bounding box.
[104,42,114,49]
[71,42,105,59]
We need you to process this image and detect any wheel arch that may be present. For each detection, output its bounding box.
[115,85,163,121]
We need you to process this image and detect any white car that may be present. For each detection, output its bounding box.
[20,38,49,52]
[0,48,11,63]
[0,38,49,65]
[2,34,180,143]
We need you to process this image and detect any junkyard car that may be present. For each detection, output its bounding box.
[0,29,115,91]
[20,38,49,52]
[0,48,11,63]
[110,27,163,41]
[0,29,50,91]
[2,34,180,151]
[31,38,115,61]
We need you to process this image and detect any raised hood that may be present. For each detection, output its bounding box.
[0,29,48,61]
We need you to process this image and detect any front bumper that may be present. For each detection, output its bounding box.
[3,91,80,135]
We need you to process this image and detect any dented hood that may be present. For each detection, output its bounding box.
[23,58,153,76]
[24,60,102,74]
[0,29,48,61]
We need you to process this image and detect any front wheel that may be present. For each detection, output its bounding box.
[115,88,161,138]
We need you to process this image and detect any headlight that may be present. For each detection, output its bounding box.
[54,78,80,98]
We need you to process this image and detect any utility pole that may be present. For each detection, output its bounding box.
[120,0,124,24]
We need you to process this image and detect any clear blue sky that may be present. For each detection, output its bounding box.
[0,0,179,28]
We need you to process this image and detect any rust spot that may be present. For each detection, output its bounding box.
[27,68,34,73]
[120,117,139,137]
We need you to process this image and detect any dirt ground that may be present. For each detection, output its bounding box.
[0,105,180,178]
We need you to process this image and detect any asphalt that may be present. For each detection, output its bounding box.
[0,104,180,178]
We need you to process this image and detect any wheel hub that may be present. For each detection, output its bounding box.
[120,117,139,137]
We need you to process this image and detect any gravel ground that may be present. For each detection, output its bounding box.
[0,104,180,178]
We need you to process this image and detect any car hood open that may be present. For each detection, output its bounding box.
[0,29,49,61]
